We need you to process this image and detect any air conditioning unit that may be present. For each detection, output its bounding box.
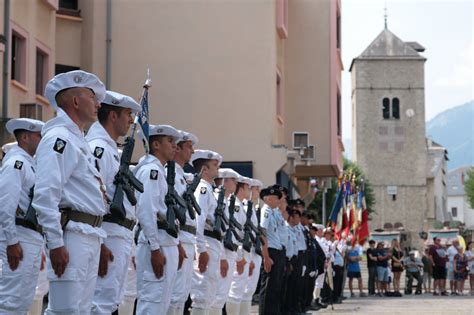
[292,132,309,150]
[301,144,315,161]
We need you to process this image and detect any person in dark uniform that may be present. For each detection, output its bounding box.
[258,187,286,315]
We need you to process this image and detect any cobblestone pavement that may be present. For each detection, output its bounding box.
[251,293,474,314]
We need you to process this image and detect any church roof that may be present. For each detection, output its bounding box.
[350,28,425,71]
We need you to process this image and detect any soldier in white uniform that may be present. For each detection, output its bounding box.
[241,179,264,315]
[189,150,223,315]
[0,118,44,314]
[87,90,141,314]
[133,124,182,314]
[168,130,199,315]
[209,169,243,315]
[226,176,253,315]
[313,224,328,308]
[32,70,107,314]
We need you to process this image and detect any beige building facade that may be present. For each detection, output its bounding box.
[1,0,343,194]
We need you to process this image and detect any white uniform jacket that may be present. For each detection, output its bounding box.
[86,122,135,240]
[0,145,42,244]
[173,163,196,245]
[32,109,107,250]
[194,179,218,254]
[134,155,178,250]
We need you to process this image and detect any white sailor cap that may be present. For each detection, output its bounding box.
[315,224,325,231]
[191,149,223,165]
[250,179,264,188]
[149,124,181,141]
[217,168,240,179]
[1,142,17,154]
[237,176,253,186]
[6,118,44,134]
[101,90,141,113]
[177,130,199,146]
[45,70,106,110]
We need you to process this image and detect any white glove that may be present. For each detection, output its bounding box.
[301,265,307,277]
[309,271,317,277]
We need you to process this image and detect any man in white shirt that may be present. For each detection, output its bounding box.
[0,118,44,313]
[34,70,108,314]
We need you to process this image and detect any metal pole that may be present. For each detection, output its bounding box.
[105,0,112,89]
[322,188,327,225]
[2,0,10,119]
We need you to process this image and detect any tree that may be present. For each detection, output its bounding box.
[308,158,375,222]
[465,167,474,209]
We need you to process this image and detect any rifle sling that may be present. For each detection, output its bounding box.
[103,214,136,231]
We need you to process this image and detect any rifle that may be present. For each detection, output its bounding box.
[22,186,42,232]
[164,160,188,237]
[242,199,256,252]
[182,171,202,220]
[109,114,144,221]
[223,194,243,251]
[254,202,266,256]
[213,185,228,235]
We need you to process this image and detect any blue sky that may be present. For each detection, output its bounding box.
[341,0,473,140]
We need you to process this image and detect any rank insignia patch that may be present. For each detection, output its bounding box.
[14,160,23,170]
[234,206,240,213]
[150,170,158,180]
[264,210,270,218]
[93,147,104,159]
[53,138,67,154]
[200,187,207,194]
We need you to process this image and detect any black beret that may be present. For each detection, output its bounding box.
[260,186,283,199]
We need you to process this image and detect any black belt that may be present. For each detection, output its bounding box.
[204,229,222,241]
[180,225,196,235]
[103,214,136,231]
[15,217,43,234]
[60,208,103,228]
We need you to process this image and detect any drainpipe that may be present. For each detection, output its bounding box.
[2,0,10,119]
[105,0,112,89]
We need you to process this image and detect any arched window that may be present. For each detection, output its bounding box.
[392,98,400,119]
[382,98,390,119]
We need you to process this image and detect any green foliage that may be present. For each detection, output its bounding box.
[309,158,375,223]
[465,168,474,209]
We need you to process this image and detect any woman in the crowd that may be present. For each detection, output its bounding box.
[390,239,404,296]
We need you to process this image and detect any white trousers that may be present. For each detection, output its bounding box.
[190,242,221,310]
[210,250,237,311]
[0,237,42,315]
[168,242,195,313]
[45,231,101,315]
[136,244,178,315]
[91,236,132,314]
[315,271,326,289]
[242,252,262,301]
[118,251,137,315]
[227,251,251,306]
